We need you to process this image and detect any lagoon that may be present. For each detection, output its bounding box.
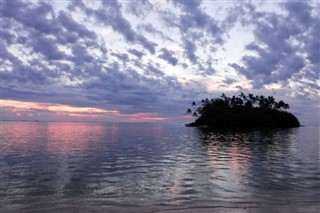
[0,122,319,212]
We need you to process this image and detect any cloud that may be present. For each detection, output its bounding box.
[31,31,67,60]
[183,39,197,64]
[1,63,50,85]
[158,0,226,75]
[1,0,318,124]
[57,11,96,39]
[125,0,153,18]
[175,0,210,30]
[71,0,156,54]
[0,40,18,63]
[145,63,165,77]
[128,49,144,59]
[158,48,178,66]
[112,52,129,62]
[173,0,224,41]
[230,1,319,93]
[1,0,59,35]
[1,29,16,44]
[137,24,174,42]
[135,35,157,54]
[66,58,203,116]
[72,43,95,62]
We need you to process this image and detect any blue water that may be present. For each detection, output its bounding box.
[0,122,319,212]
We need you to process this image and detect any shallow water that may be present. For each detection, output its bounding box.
[1,122,319,212]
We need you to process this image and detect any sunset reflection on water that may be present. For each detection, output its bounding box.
[46,122,105,155]
[1,122,319,212]
[1,122,106,156]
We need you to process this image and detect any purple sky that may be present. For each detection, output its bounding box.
[1,0,319,125]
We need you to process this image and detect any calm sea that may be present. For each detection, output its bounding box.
[0,122,319,212]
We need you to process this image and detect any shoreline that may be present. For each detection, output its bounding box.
[5,203,320,213]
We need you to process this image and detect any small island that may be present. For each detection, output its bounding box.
[186,93,300,128]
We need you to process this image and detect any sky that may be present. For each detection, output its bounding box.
[1,0,319,125]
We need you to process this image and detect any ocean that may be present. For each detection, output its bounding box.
[0,121,319,212]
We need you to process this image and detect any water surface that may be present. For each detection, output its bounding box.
[1,122,319,212]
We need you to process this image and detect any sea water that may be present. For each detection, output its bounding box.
[0,122,319,212]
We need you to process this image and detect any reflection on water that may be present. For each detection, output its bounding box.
[0,122,319,212]
[47,123,103,154]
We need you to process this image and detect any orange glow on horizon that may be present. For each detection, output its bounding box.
[1,99,44,110]
[48,105,110,113]
[123,112,167,122]
[1,99,169,122]
[1,99,117,114]
[1,99,119,121]
[68,113,101,118]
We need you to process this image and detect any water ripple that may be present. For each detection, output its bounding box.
[1,122,319,212]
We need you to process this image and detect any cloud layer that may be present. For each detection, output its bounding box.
[1,0,319,124]
[230,1,319,94]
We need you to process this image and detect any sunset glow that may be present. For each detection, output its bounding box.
[1,99,168,122]
[1,99,115,114]
[1,0,319,125]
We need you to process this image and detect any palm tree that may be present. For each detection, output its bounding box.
[187,108,192,114]
[277,100,289,109]
[247,93,255,108]
[239,92,247,103]
[267,96,276,109]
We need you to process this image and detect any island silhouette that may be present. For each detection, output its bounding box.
[186,93,300,128]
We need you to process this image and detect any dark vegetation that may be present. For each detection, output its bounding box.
[186,93,300,128]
